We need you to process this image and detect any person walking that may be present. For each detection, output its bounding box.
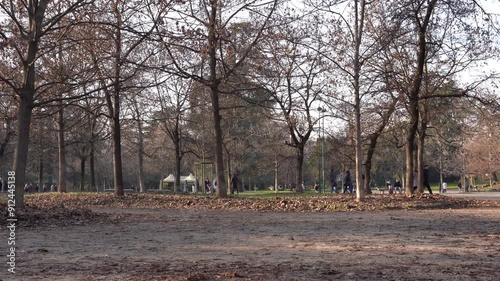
[423,165,433,194]
[343,170,352,194]
[231,173,239,195]
[457,181,462,192]
[204,178,211,193]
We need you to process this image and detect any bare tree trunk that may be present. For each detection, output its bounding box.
[416,121,427,193]
[38,154,44,191]
[89,140,96,191]
[80,157,86,192]
[174,127,181,192]
[89,142,96,191]
[295,145,305,193]
[208,0,226,198]
[134,99,146,192]
[137,132,145,193]
[112,108,124,196]
[439,154,443,193]
[58,101,67,193]
[354,0,366,201]
[405,118,418,195]
[13,94,33,207]
[111,7,124,196]
[12,0,48,207]
[404,0,437,196]
[364,143,375,194]
[224,143,233,194]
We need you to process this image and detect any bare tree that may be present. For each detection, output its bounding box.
[157,0,278,197]
[0,0,94,207]
[88,0,170,196]
[254,16,328,192]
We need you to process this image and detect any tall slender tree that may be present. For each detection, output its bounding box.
[157,0,278,197]
[0,0,94,207]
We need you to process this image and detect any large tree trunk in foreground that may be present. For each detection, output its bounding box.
[13,94,34,208]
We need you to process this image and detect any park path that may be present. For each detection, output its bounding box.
[8,205,500,281]
[441,189,500,201]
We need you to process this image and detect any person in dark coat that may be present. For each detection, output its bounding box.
[343,170,352,194]
[231,173,239,194]
[423,165,433,194]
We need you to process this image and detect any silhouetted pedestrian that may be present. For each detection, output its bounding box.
[423,165,433,194]
[343,170,352,193]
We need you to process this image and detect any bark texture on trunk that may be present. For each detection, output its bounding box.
[13,95,33,208]
[208,0,227,197]
[58,101,67,193]
[294,145,305,193]
[80,157,86,192]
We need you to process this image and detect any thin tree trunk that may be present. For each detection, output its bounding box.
[404,0,437,196]
[89,141,96,191]
[112,107,124,196]
[58,101,67,193]
[417,121,427,193]
[439,154,443,193]
[364,153,373,194]
[354,0,366,201]
[134,99,146,192]
[174,127,181,193]
[225,145,232,194]
[295,145,305,193]
[137,134,145,193]
[80,157,86,192]
[111,7,124,196]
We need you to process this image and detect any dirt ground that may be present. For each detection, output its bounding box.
[6,204,500,281]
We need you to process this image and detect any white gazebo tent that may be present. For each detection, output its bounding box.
[184,173,197,192]
[161,173,197,192]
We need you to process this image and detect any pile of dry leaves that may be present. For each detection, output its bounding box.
[1,192,498,228]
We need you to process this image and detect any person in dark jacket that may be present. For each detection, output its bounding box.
[343,170,352,194]
[231,173,239,194]
[423,165,433,194]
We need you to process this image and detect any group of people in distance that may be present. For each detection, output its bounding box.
[0,176,57,192]
[326,165,450,195]
[328,169,355,194]
[203,172,239,194]
[23,182,56,192]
